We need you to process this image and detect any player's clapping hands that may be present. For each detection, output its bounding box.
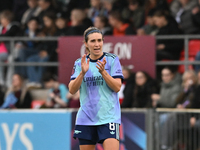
[96,57,106,73]
[81,54,90,74]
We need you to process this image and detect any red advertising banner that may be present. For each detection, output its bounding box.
[58,36,155,85]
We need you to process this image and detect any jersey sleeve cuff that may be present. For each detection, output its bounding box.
[112,75,124,83]
[70,77,76,81]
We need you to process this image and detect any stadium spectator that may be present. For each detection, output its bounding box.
[175,70,199,108]
[38,11,57,36]
[55,12,68,36]
[197,70,200,84]
[0,73,32,109]
[64,0,90,20]
[67,9,92,35]
[26,12,57,85]
[170,0,196,16]
[194,51,200,72]
[0,10,21,86]
[22,17,40,45]
[21,0,41,28]
[12,0,28,22]
[0,85,5,106]
[67,90,80,108]
[15,17,41,78]
[191,0,200,29]
[94,15,112,35]
[144,0,169,15]
[111,0,129,12]
[37,0,56,27]
[151,66,182,108]
[108,11,135,36]
[153,10,183,61]
[160,70,200,150]
[132,71,159,108]
[137,9,158,35]
[87,0,107,23]
[42,72,69,108]
[120,67,135,108]
[122,0,145,29]
[0,0,13,12]
[102,0,115,15]
[170,0,200,34]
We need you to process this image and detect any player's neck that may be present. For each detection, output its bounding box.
[90,52,104,60]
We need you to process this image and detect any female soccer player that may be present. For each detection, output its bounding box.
[68,27,123,150]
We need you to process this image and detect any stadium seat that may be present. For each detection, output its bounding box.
[31,100,45,109]
[178,40,200,73]
[188,40,200,56]
[178,56,194,74]
[167,0,173,4]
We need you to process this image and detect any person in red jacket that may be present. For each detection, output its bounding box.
[108,11,135,36]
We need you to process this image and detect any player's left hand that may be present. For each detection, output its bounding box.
[96,57,106,73]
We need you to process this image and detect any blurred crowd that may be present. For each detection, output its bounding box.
[0,0,200,110]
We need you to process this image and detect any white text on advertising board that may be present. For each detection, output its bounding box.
[80,42,132,60]
[0,123,33,150]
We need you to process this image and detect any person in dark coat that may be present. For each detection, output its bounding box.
[12,0,28,22]
[153,10,183,61]
[0,73,32,109]
[108,11,136,36]
[55,12,68,36]
[122,0,145,29]
[170,0,200,34]
[120,67,135,108]
[94,15,112,35]
[66,9,93,36]
[0,0,13,12]
[132,71,159,108]
[36,0,57,27]
[21,0,40,27]
[0,85,5,106]
[0,10,21,86]
[191,0,200,32]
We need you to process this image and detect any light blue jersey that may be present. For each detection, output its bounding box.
[71,52,123,125]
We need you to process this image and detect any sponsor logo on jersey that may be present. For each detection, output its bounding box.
[116,69,122,74]
[71,65,76,75]
[74,130,82,134]
[110,131,115,135]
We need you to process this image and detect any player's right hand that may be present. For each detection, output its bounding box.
[81,54,90,74]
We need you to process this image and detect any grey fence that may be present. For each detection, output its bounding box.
[156,35,200,70]
[155,108,200,150]
[0,35,200,68]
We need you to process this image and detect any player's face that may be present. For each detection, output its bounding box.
[85,32,103,59]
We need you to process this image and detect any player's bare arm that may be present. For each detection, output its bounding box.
[69,54,90,94]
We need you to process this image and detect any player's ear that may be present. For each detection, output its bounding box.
[84,41,88,49]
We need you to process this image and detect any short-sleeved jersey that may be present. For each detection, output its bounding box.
[70,52,123,125]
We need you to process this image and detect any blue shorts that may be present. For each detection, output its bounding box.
[73,123,120,145]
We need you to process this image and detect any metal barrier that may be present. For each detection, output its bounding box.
[156,35,200,71]
[0,35,200,69]
[0,107,200,150]
[155,108,200,150]
[0,108,153,150]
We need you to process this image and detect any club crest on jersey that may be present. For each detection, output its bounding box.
[71,65,76,75]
